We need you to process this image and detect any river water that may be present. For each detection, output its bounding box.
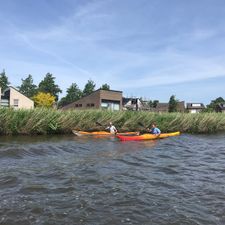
[0,134,225,225]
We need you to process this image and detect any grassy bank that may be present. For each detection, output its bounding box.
[0,107,225,135]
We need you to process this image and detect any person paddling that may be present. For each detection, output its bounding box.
[106,122,117,134]
[148,122,161,135]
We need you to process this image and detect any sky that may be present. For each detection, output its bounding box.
[0,0,225,104]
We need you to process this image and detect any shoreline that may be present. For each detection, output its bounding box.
[0,108,225,135]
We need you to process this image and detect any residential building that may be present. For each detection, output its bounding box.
[122,98,150,111]
[0,86,34,109]
[61,89,122,110]
[216,103,225,113]
[186,103,205,113]
[155,101,185,113]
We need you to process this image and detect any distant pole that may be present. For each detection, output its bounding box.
[136,98,138,111]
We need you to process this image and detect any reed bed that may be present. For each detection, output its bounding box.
[0,108,225,135]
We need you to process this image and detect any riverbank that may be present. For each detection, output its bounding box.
[0,107,225,135]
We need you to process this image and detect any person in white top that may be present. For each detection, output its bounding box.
[106,122,117,134]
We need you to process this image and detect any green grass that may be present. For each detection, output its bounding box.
[0,108,225,135]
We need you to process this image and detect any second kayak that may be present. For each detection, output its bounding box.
[117,131,180,141]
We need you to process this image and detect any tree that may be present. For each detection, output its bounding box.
[168,95,178,112]
[0,69,10,92]
[38,73,62,101]
[148,100,159,108]
[207,97,225,111]
[153,100,159,108]
[83,79,96,96]
[32,92,55,108]
[17,74,37,98]
[58,83,82,107]
[101,83,110,90]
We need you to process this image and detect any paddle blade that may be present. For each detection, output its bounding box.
[96,121,103,126]
[138,122,145,128]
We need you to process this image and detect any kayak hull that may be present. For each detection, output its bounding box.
[117,132,180,141]
[72,130,138,136]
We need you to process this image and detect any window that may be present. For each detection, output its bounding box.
[101,100,120,111]
[101,102,108,108]
[13,99,19,107]
[79,104,82,107]
[91,103,95,107]
[0,99,9,107]
[75,104,79,107]
[131,99,137,104]
[113,104,120,110]
[192,103,201,107]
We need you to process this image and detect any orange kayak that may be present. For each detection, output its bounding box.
[72,130,138,136]
[117,131,180,141]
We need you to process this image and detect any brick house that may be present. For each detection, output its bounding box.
[154,101,185,113]
[61,89,122,110]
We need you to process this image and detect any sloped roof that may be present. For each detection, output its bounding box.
[186,103,205,109]
[155,101,185,112]
[218,103,225,110]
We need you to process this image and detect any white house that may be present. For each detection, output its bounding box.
[0,86,34,109]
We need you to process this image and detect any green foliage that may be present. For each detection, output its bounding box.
[58,83,82,107]
[38,73,62,101]
[17,74,37,98]
[0,69,10,92]
[83,79,96,96]
[149,100,159,108]
[0,108,225,135]
[168,95,178,112]
[101,83,110,90]
[207,97,225,112]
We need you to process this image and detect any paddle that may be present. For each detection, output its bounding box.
[138,122,150,130]
[138,122,161,137]
[138,122,157,135]
[96,121,104,127]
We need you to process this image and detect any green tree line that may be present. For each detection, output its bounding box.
[0,70,110,107]
[0,70,224,112]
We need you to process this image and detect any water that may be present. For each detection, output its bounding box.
[0,134,225,225]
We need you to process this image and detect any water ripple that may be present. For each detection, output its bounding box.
[0,134,225,225]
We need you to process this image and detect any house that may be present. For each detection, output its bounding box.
[154,101,185,113]
[61,89,122,110]
[216,103,225,113]
[154,103,169,113]
[0,86,34,109]
[122,98,150,111]
[186,103,205,113]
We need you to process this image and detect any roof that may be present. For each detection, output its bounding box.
[217,103,225,110]
[186,103,205,109]
[3,86,34,102]
[155,101,185,112]
[155,103,169,110]
[122,97,139,105]
[122,98,131,105]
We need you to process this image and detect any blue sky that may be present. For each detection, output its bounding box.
[1,0,225,104]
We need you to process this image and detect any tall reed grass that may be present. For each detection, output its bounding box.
[0,108,225,135]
